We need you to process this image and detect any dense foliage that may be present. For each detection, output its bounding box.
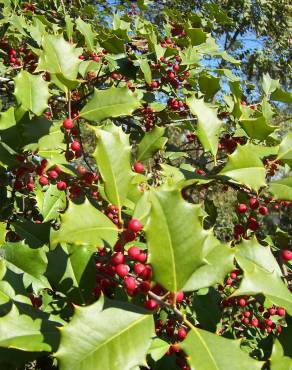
[0,1,291,369]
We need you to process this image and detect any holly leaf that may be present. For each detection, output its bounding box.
[1,242,50,290]
[270,340,292,370]
[80,86,141,122]
[183,240,235,291]
[94,123,133,211]
[239,115,276,140]
[0,107,16,130]
[235,238,282,276]
[14,71,50,116]
[35,184,66,222]
[186,96,222,156]
[46,244,96,305]
[50,199,118,248]
[76,17,95,51]
[147,338,169,362]
[277,133,292,167]
[233,255,292,315]
[181,327,263,370]
[36,35,81,81]
[145,186,208,292]
[139,59,152,85]
[55,299,155,370]
[218,143,266,192]
[269,177,292,201]
[0,305,51,352]
[137,126,167,161]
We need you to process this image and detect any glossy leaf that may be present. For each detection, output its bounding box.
[46,244,96,304]
[186,96,222,156]
[1,242,50,290]
[50,199,118,248]
[14,71,50,116]
[277,133,292,167]
[239,115,276,140]
[233,255,292,315]
[76,17,95,51]
[0,107,15,130]
[55,299,155,370]
[270,340,292,370]
[181,327,263,370]
[137,126,167,161]
[94,123,133,211]
[269,178,292,201]
[219,143,266,192]
[80,86,141,122]
[35,184,66,222]
[145,186,208,291]
[36,35,81,81]
[0,305,51,352]
[183,240,235,291]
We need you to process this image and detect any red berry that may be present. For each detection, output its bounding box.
[144,299,158,310]
[259,206,268,215]
[134,263,146,276]
[238,298,246,307]
[248,217,259,231]
[57,181,67,190]
[277,307,286,316]
[176,291,184,303]
[47,170,58,179]
[251,318,259,327]
[249,198,259,209]
[123,276,137,291]
[111,252,125,265]
[41,159,48,168]
[234,224,245,235]
[116,264,130,278]
[268,308,276,316]
[139,280,151,293]
[237,204,247,213]
[230,272,237,279]
[39,176,48,186]
[128,219,142,232]
[177,327,187,341]
[281,249,292,261]
[151,81,159,88]
[63,118,74,130]
[243,310,251,318]
[71,141,81,152]
[128,246,141,260]
[133,162,145,173]
[136,252,147,263]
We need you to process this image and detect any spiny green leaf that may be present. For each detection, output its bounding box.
[233,255,292,315]
[76,17,95,51]
[181,326,263,370]
[14,71,50,116]
[145,186,208,292]
[218,143,266,192]
[186,96,222,156]
[46,244,96,305]
[277,133,292,167]
[35,184,66,222]
[50,199,118,248]
[0,107,15,130]
[94,123,133,211]
[0,305,51,352]
[269,177,292,201]
[1,242,50,290]
[80,86,141,122]
[137,126,167,161]
[270,340,292,370]
[36,35,81,81]
[55,299,155,370]
[239,115,276,140]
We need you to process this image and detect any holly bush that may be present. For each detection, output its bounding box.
[0,1,291,369]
